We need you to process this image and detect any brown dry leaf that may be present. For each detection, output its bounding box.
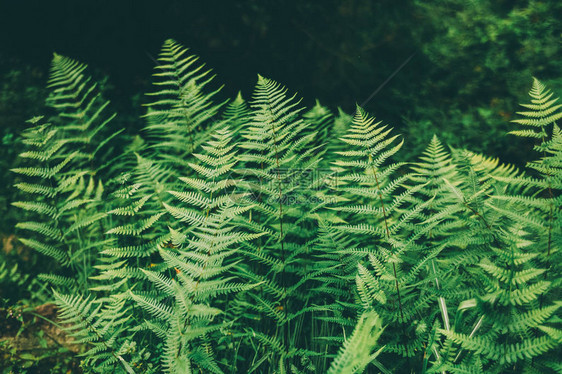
[2,234,15,255]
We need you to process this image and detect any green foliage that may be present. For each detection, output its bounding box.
[11,55,118,294]
[327,310,384,374]
[403,0,562,164]
[53,291,141,373]
[7,40,562,373]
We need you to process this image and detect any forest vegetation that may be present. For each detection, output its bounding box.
[0,1,561,373]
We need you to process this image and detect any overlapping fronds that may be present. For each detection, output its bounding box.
[11,46,562,374]
[12,55,117,293]
[53,291,139,373]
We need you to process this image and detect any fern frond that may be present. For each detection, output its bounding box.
[327,311,384,374]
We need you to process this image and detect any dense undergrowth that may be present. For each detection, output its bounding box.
[2,39,561,373]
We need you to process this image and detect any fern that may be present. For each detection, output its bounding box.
[329,106,435,370]
[327,310,384,374]
[495,78,561,264]
[53,290,140,373]
[232,74,329,372]
[10,43,562,374]
[144,39,225,176]
[12,55,118,293]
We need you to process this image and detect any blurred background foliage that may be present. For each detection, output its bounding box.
[0,0,560,240]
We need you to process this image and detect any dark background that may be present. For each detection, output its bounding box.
[1,1,425,120]
[0,0,561,188]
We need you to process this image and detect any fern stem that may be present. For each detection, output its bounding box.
[268,108,290,365]
[168,50,195,153]
[463,202,503,251]
[367,154,410,364]
[453,315,484,364]
[538,100,555,258]
[368,156,405,325]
